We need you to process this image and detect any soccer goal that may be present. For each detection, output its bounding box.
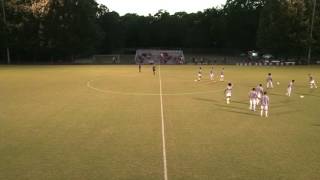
[92,54,121,64]
[135,49,185,65]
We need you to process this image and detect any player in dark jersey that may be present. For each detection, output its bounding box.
[152,64,156,76]
[210,69,215,81]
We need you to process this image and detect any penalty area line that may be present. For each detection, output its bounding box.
[158,65,168,180]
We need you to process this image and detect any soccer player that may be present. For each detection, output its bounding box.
[286,80,295,96]
[256,84,264,105]
[261,91,270,117]
[224,83,233,104]
[152,64,156,76]
[209,68,215,81]
[220,68,225,82]
[249,88,258,111]
[197,70,202,81]
[266,73,273,89]
[309,74,318,89]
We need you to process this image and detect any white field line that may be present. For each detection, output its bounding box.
[159,65,168,180]
[86,80,224,96]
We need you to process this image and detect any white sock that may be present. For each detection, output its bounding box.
[265,111,268,117]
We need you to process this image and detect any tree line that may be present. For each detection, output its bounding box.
[0,0,319,64]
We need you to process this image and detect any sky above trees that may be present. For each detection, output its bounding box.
[96,0,227,15]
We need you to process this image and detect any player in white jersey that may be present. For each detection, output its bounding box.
[220,68,225,82]
[309,74,318,89]
[224,83,232,104]
[210,68,215,81]
[286,80,295,96]
[249,88,258,111]
[261,92,270,117]
[266,73,273,88]
[256,84,264,105]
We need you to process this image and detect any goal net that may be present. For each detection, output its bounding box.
[92,54,121,64]
[135,49,185,64]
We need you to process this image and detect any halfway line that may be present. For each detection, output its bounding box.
[158,65,168,180]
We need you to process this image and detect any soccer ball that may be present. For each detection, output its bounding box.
[194,80,198,82]
[300,95,304,98]
[277,82,280,85]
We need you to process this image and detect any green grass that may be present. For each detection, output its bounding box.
[0,65,319,180]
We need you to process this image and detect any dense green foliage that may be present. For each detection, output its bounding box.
[0,0,319,63]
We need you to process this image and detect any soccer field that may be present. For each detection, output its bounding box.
[0,65,320,180]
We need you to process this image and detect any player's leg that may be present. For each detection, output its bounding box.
[226,95,230,104]
[249,99,253,110]
[260,106,264,117]
[253,99,256,111]
[311,80,317,88]
[287,87,291,96]
[265,106,269,117]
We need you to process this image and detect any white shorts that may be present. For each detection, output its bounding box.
[226,92,232,97]
[257,93,262,99]
[250,99,257,104]
[261,105,268,111]
[310,80,315,84]
[220,75,224,78]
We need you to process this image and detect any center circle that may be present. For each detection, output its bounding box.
[87,76,225,96]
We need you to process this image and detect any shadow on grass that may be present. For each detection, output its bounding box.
[221,108,258,117]
[193,97,298,117]
[271,110,300,116]
[194,97,258,117]
[232,100,248,105]
[269,92,286,97]
[295,91,320,98]
[193,97,219,103]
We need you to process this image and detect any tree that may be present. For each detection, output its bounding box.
[257,0,309,58]
[43,0,99,61]
[223,0,265,49]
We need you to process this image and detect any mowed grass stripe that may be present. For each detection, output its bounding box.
[0,65,319,180]
[0,65,163,180]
